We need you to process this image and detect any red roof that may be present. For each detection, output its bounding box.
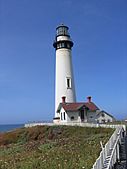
[58,102,99,112]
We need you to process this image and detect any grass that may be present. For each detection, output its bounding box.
[0,125,114,169]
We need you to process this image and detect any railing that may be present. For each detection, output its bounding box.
[25,122,126,131]
[92,126,125,169]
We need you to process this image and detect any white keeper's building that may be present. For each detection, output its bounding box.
[54,96,115,124]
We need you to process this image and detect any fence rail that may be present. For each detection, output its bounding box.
[92,126,125,169]
[25,122,126,130]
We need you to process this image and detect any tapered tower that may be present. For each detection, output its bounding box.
[53,24,76,118]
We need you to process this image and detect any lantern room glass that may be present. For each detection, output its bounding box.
[56,26,69,36]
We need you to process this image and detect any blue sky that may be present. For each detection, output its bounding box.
[0,0,127,124]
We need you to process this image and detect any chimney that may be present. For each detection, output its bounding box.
[62,96,66,103]
[87,96,92,103]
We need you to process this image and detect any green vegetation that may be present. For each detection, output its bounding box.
[0,125,114,169]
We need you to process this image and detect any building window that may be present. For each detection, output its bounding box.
[71,116,74,120]
[66,77,71,88]
[63,112,66,120]
[102,119,105,123]
[61,113,63,120]
[101,113,105,117]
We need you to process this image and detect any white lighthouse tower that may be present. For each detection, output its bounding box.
[53,24,76,119]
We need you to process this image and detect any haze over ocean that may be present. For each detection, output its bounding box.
[0,0,127,124]
[0,124,24,132]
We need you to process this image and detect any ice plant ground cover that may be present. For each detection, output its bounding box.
[0,125,114,169]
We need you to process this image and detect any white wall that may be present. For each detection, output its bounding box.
[59,108,114,124]
[87,111,97,123]
[57,36,70,41]
[96,112,114,123]
[59,108,79,123]
[59,107,67,122]
[85,111,114,123]
[67,111,80,122]
[55,48,76,116]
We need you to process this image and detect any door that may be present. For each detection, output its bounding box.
[80,110,84,122]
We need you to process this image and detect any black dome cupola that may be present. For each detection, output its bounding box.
[53,24,73,50]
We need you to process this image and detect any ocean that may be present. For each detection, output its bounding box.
[0,124,24,133]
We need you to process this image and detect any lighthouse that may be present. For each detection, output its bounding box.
[53,24,76,118]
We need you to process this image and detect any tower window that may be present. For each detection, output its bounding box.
[57,43,60,48]
[66,77,71,88]
[67,43,70,48]
[61,42,65,48]
[59,43,62,48]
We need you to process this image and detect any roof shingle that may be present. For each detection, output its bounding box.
[60,102,99,112]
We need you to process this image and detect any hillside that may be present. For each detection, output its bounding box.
[0,125,114,169]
